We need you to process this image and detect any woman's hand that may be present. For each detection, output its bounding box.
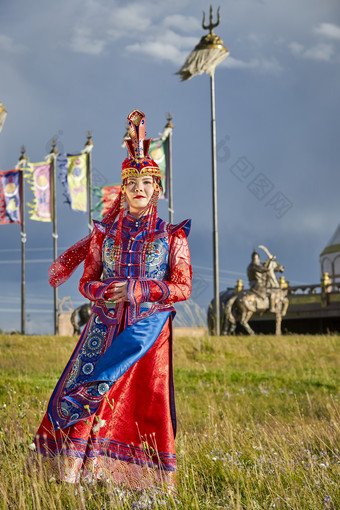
[104,281,128,303]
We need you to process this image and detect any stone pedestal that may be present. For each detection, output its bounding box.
[174,327,207,338]
[58,312,73,336]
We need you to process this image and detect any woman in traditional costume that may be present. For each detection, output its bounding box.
[33,110,192,489]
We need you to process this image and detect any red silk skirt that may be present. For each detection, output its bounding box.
[34,317,176,488]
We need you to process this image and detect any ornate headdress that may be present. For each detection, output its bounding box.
[121,110,162,180]
[112,110,162,259]
[48,109,161,287]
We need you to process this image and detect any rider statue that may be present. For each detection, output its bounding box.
[220,246,288,336]
[247,249,279,313]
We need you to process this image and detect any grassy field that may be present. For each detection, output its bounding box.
[0,333,339,509]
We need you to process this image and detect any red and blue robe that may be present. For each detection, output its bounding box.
[34,214,192,488]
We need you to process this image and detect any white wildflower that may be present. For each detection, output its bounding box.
[92,418,106,434]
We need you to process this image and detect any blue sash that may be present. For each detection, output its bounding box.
[48,311,171,429]
[90,311,171,383]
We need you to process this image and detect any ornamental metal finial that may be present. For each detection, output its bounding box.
[50,137,58,155]
[202,5,220,35]
[175,4,228,79]
[195,5,227,52]
[18,145,27,164]
[121,121,130,148]
[165,111,174,129]
[86,130,93,147]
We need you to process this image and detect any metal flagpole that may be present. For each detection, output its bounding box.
[18,146,27,335]
[50,139,59,335]
[210,71,220,336]
[176,6,229,336]
[84,131,93,233]
[164,112,174,224]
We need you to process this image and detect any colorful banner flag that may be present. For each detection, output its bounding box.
[0,102,7,132]
[93,184,121,219]
[58,153,88,212]
[25,162,52,222]
[0,169,21,224]
[149,139,167,198]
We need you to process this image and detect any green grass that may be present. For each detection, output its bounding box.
[0,333,339,509]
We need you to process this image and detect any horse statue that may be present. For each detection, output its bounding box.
[223,246,289,336]
[70,302,92,335]
[207,287,236,335]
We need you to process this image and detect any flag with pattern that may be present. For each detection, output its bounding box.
[0,169,21,224]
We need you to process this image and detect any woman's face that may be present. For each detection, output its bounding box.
[125,175,155,216]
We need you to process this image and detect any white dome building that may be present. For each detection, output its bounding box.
[320,224,340,284]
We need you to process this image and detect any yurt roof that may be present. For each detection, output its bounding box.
[320,223,340,256]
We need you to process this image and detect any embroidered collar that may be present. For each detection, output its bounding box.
[124,212,151,231]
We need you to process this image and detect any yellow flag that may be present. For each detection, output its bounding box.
[68,154,87,212]
[0,102,7,132]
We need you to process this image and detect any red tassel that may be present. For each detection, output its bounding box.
[146,185,160,253]
[102,190,123,225]
[112,188,126,261]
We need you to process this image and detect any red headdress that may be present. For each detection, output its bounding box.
[122,110,162,180]
[114,109,162,260]
[48,109,161,288]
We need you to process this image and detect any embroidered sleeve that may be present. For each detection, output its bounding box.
[127,229,192,305]
[78,231,109,301]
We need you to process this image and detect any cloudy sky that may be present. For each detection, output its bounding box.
[0,0,339,333]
